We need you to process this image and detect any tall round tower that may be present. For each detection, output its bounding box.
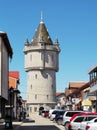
[23,18,60,114]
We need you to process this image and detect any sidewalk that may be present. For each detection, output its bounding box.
[0,119,23,130]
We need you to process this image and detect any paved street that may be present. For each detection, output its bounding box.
[0,113,65,130]
[16,113,65,130]
[26,113,65,130]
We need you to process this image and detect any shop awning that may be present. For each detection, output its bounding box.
[82,99,92,106]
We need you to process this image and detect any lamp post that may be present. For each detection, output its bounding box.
[10,87,13,121]
[18,96,22,121]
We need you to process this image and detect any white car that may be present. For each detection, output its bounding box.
[62,110,83,129]
[49,110,59,121]
[79,117,97,130]
[85,121,97,130]
[68,115,97,130]
[48,109,56,118]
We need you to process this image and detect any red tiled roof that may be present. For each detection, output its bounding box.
[69,82,87,89]
[66,82,89,97]
[9,71,19,79]
[56,92,65,97]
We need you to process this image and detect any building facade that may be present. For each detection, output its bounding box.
[65,82,87,110]
[23,18,60,114]
[56,92,66,109]
[8,71,20,119]
[0,32,13,118]
[88,65,97,112]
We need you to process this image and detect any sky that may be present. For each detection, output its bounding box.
[0,0,97,99]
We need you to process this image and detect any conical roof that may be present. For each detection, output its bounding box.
[32,21,53,45]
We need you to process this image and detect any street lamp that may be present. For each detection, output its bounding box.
[18,96,22,121]
[10,87,14,120]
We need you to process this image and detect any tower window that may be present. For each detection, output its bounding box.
[35,74,37,79]
[47,95,48,100]
[35,95,37,100]
[30,54,32,61]
[30,84,32,89]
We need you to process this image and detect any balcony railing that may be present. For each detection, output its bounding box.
[90,77,97,87]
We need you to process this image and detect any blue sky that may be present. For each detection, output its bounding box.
[0,0,97,99]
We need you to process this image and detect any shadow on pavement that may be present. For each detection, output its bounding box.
[17,125,61,130]
[0,124,21,130]
[23,119,35,123]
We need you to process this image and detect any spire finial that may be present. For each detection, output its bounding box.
[40,11,44,23]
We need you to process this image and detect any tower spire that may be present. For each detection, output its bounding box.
[40,11,44,23]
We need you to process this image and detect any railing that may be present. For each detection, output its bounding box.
[90,77,97,87]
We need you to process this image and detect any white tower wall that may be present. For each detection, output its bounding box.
[24,45,59,72]
[24,19,60,114]
[27,70,56,103]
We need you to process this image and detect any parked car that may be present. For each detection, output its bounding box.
[85,121,97,130]
[54,110,65,125]
[79,117,97,130]
[43,110,49,117]
[41,110,49,117]
[48,109,56,118]
[49,110,60,121]
[62,110,83,129]
[68,114,97,130]
[70,112,97,123]
[41,110,45,116]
